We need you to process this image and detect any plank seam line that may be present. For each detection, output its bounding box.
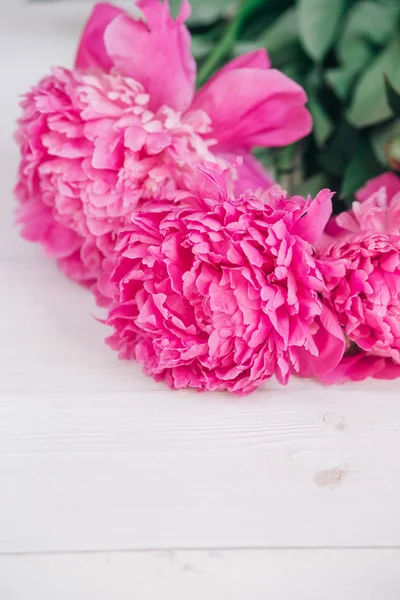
[1,546,400,556]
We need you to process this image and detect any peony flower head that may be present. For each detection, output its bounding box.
[15,67,215,283]
[318,173,400,382]
[75,0,312,184]
[98,165,344,394]
[16,0,312,284]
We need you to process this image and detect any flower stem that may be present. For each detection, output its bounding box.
[197,0,267,87]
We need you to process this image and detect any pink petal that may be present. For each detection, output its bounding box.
[297,306,345,378]
[197,50,270,100]
[221,49,271,72]
[220,150,275,194]
[104,0,196,111]
[192,68,312,149]
[292,189,334,245]
[356,172,400,204]
[321,355,386,383]
[17,201,81,259]
[75,3,124,71]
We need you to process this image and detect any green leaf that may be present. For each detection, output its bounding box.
[294,173,331,198]
[325,2,400,100]
[384,75,400,116]
[307,92,333,147]
[318,122,360,177]
[340,140,383,200]
[276,144,297,175]
[191,36,215,60]
[325,67,362,100]
[257,8,298,60]
[338,1,400,62]
[371,119,400,167]
[196,0,266,86]
[298,0,345,62]
[347,37,400,128]
[169,0,234,24]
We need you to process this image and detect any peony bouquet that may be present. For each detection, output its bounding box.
[15,0,400,394]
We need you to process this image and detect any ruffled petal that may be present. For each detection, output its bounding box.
[104,0,196,111]
[297,306,345,378]
[292,189,334,245]
[75,3,125,71]
[192,68,312,149]
[220,150,275,194]
[356,172,400,204]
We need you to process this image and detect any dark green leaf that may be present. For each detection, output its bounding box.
[191,36,215,60]
[384,75,400,116]
[347,37,400,128]
[338,1,400,62]
[298,0,345,62]
[325,67,361,100]
[294,173,331,198]
[307,91,333,147]
[340,140,383,200]
[257,8,298,61]
[326,2,400,101]
[318,122,360,177]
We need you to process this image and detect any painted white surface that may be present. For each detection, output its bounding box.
[1,550,400,600]
[1,2,400,598]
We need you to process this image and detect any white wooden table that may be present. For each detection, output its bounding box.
[1,2,400,598]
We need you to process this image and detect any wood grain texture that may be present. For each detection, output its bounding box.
[1,259,400,552]
[2,2,400,597]
[1,550,400,600]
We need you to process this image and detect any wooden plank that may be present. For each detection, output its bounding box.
[2,0,400,563]
[1,262,400,552]
[1,550,400,600]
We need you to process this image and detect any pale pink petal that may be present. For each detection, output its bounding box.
[104,0,196,111]
[75,3,124,71]
[356,172,400,203]
[192,68,312,149]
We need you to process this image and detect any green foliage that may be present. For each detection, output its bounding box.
[347,37,400,127]
[298,0,346,62]
[190,0,400,209]
[384,75,400,116]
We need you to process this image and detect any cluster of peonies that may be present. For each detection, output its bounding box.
[15,0,400,394]
[318,173,400,383]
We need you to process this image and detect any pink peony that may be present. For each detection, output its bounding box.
[318,173,400,382]
[16,0,312,284]
[98,165,345,394]
[16,68,217,282]
[76,0,312,152]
